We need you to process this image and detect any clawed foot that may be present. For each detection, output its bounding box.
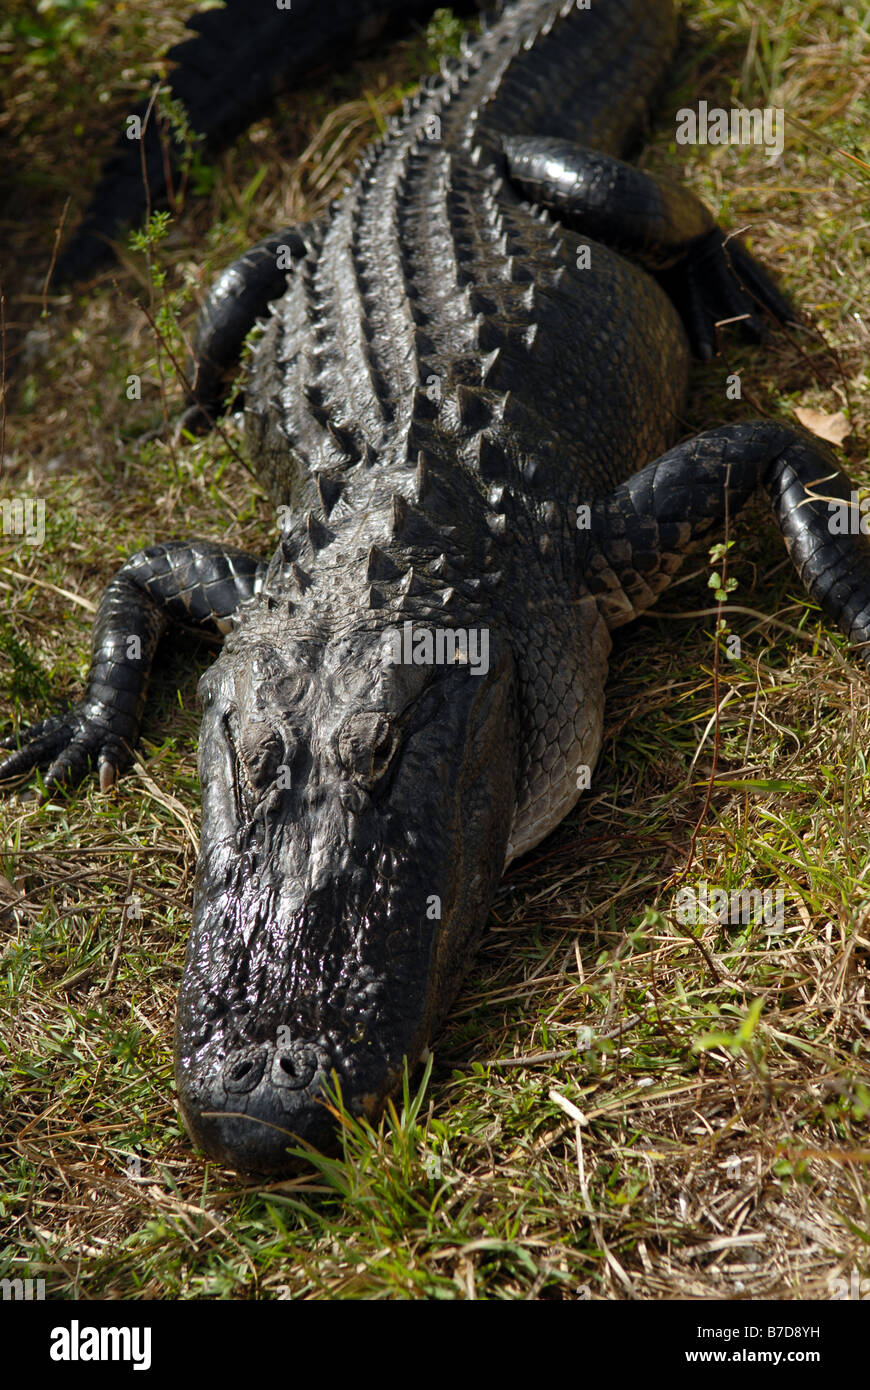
[662,227,798,360]
[0,707,128,796]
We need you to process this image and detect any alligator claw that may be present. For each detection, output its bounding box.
[721,233,796,327]
[663,227,798,361]
[174,400,217,442]
[174,390,245,443]
[99,759,118,793]
[0,712,75,784]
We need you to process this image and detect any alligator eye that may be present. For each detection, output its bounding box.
[371,723,397,775]
[224,708,288,793]
[239,729,285,789]
[273,673,305,710]
[337,711,396,784]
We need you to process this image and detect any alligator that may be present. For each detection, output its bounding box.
[5,0,870,1176]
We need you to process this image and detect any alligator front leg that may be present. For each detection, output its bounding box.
[178,228,311,434]
[586,420,870,665]
[503,136,795,359]
[0,541,266,793]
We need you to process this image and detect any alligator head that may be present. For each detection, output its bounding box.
[175,600,517,1173]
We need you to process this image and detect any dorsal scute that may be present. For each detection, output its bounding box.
[315,471,344,517]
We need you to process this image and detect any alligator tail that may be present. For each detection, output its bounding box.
[53,0,447,283]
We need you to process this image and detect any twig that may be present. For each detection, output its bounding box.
[101,868,136,995]
[133,296,254,477]
[42,196,71,316]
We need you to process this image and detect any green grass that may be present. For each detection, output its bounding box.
[1,0,869,1300]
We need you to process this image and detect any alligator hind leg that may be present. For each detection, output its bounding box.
[586,420,870,664]
[503,136,795,359]
[0,541,266,793]
[178,228,310,435]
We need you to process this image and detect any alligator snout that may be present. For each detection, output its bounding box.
[177,1035,355,1173]
[176,618,517,1174]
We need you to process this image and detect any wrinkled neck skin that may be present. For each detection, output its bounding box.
[175,597,519,1173]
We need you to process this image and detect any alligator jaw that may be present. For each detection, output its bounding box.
[174,614,517,1175]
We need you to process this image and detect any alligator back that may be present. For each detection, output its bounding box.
[247,0,687,511]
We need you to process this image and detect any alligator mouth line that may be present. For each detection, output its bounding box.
[196,1104,329,1147]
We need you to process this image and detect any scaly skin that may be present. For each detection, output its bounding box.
[5,0,870,1175]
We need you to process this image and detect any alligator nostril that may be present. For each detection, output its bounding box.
[222,1045,267,1093]
[270,1044,317,1090]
